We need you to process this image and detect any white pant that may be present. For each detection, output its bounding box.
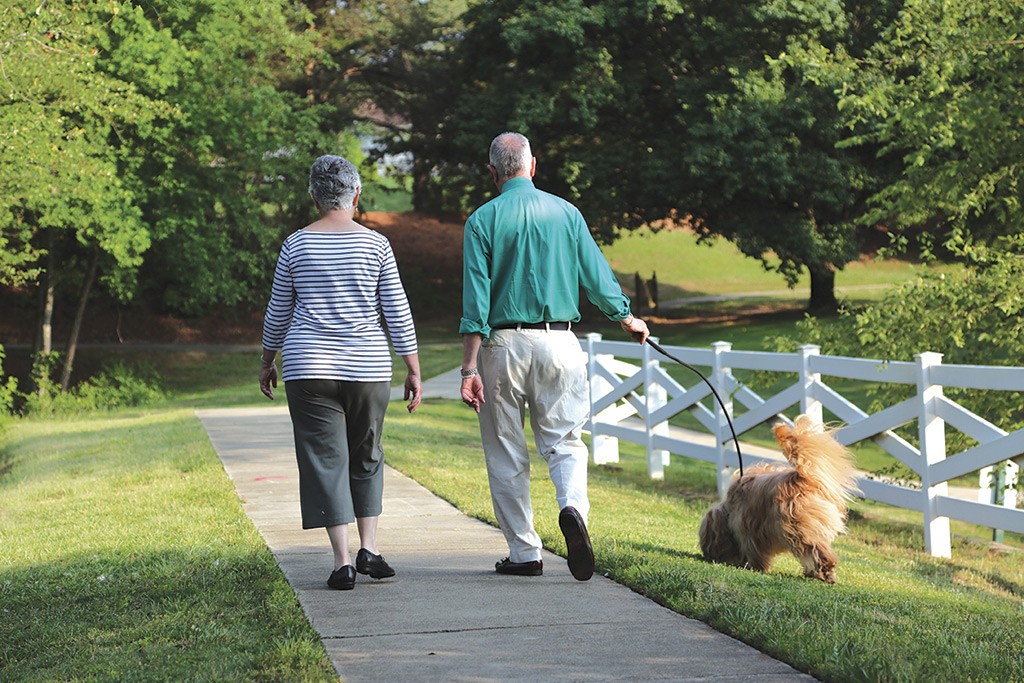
[478,329,590,563]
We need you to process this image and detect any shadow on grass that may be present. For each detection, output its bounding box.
[0,547,332,681]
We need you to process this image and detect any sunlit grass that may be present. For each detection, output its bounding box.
[0,411,336,681]
[385,401,1024,683]
[602,225,954,303]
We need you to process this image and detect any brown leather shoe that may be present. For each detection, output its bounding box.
[495,557,543,576]
[559,506,594,581]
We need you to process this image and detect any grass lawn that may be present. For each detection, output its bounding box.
[0,409,336,681]
[602,226,951,303]
[383,400,1024,683]
[0,221,1014,681]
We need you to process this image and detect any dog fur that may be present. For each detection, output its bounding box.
[698,414,859,583]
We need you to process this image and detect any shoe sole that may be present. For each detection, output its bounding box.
[495,567,543,576]
[356,565,395,579]
[559,507,594,581]
[356,554,396,579]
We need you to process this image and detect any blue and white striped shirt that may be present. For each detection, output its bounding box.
[261,229,418,383]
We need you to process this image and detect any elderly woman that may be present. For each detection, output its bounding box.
[259,154,422,591]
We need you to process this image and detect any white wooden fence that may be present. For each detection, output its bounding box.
[583,334,1023,558]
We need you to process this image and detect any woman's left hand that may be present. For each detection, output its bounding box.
[404,373,423,413]
[259,363,278,400]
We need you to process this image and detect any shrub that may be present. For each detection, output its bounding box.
[768,237,1024,495]
[22,361,165,416]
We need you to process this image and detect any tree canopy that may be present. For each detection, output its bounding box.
[0,2,159,293]
[397,0,903,309]
[836,0,1024,253]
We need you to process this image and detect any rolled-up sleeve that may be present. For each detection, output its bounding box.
[261,242,295,350]
[460,217,492,337]
[576,215,631,321]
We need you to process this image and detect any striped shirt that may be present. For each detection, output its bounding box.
[261,229,418,383]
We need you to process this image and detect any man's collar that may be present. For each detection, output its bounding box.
[500,176,534,193]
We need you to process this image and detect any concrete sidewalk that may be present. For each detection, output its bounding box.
[197,392,814,681]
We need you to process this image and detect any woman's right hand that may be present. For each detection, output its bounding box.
[259,363,278,400]
[404,373,423,413]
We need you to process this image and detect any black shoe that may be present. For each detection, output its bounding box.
[495,557,543,576]
[356,548,396,579]
[559,506,594,581]
[328,565,356,590]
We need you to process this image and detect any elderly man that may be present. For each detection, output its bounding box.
[460,132,649,581]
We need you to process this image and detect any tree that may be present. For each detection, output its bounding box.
[2,1,325,391]
[401,0,901,310]
[283,0,473,212]
[97,0,323,317]
[0,1,164,390]
[837,0,1024,252]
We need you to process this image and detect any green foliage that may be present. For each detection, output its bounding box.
[0,1,162,294]
[95,0,324,315]
[321,0,473,212]
[0,346,18,436]
[403,0,901,309]
[22,360,165,416]
[776,237,1024,473]
[838,0,1024,249]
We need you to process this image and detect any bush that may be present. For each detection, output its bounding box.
[0,345,18,416]
[22,361,165,416]
[0,345,19,445]
[769,237,1024,494]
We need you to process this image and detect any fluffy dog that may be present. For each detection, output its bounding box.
[698,414,859,583]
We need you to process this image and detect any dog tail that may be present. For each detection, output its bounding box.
[772,415,860,503]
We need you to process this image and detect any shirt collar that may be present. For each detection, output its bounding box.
[500,176,534,193]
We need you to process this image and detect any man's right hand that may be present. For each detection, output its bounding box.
[620,314,650,345]
[461,374,485,413]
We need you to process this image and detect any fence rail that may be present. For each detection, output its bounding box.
[583,334,1023,558]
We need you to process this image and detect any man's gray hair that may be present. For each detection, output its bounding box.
[309,155,361,211]
[489,132,532,180]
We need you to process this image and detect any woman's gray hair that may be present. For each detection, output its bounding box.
[489,132,532,180]
[308,155,361,211]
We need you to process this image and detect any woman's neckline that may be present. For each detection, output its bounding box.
[302,226,371,234]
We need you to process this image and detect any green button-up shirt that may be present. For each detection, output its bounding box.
[460,176,631,338]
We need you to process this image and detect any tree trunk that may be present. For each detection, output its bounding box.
[34,236,57,396]
[39,235,56,356]
[807,263,838,312]
[60,248,100,392]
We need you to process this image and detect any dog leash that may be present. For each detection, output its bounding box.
[644,338,744,476]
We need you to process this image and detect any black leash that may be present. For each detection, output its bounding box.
[644,338,744,476]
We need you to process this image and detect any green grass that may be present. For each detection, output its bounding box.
[602,226,951,303]
[383,401,1024,683]
[0,409,336,681]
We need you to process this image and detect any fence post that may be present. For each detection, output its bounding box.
[585,333,619,465]
[643,336,669,479]
[980,460,1021,543]
[798,345,823,423]
[917,351,951,558]
[712,341,736,497]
